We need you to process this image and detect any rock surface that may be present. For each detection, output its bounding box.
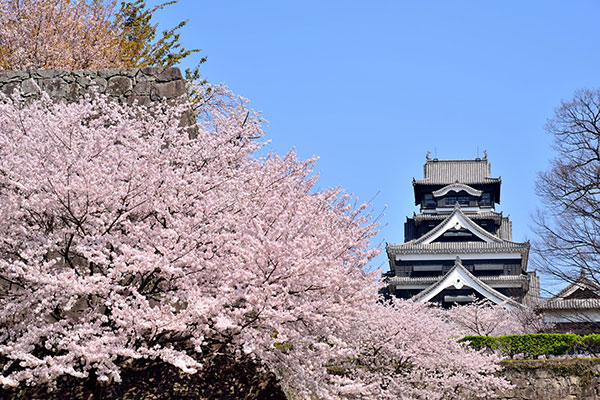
[498,359,600,400]
[0,67,195,131]
[0,67,186,103]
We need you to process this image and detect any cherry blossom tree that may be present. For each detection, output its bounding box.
[446,299,549,337]
[0,86,510,399]
[0,0,198,71]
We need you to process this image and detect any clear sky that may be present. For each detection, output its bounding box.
[150,1,600,294]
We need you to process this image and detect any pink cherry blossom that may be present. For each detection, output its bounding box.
[446,298,550,337]
[0,85,510,399]
[0,0,123,70]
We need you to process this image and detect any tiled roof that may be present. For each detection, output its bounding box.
[410,205,502,245]
[387,241,530,255]
[410,257,521,307]
[538,299,600,310]
[553,276,600,299]
[414,158,500,185]
[413,211,504,222]
[411,212,512,239]
[389,206,528,257]
[537,275,600,310]
[389,275,529,285]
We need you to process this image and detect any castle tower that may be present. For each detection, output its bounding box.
[385,154,539,308]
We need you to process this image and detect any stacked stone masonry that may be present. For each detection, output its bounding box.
[499,360,600,400]
[0,67,186,104]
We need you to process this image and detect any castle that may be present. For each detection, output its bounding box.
[384,154,539,308]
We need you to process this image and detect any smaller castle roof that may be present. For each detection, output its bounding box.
[411,257,522,308]
[538,274,600,310]
[413,204,503,245]
[414,157,501,186]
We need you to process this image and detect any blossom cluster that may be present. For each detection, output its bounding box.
[0,0,123,70]
[0,87,510,399]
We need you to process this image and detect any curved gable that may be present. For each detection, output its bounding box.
[432,183,483,198]
[414,205,503,245]
[412,257,521,308]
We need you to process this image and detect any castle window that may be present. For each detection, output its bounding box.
[480,192,492,206]
[444,195,470,206]
[423,193,436,208]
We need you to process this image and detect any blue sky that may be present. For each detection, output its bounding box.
[150,1,600,293]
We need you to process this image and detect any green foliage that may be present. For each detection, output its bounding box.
[117,0,201,68]
[116,0,212,112]
[461,333,600,358]
[273,342,293,353]
[0,0,202,71]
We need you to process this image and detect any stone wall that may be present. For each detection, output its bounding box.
[0,67,186,104]
[2,357,598,400]
[499,359,600,400]
[0,355,286,400]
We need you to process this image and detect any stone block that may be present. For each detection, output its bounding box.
[40,78,68,97]
[0,70,26,83]
[151,80,185,100]
[534,369,552,379]
[135,70,157,83]
[140,66,160,76]
[156,67,182,82]
[567,376,580,386]
[519,385,537,399]
[30,69,62,79]
[62,74,76,83]
[76,75,94,87]
[132,80,152,95]
[97,68,122,78]
[117,68,136,77]
[91,77,108,92]
[71,70,92,77]
[0,81,20,97]
[582,384,597,398]
[21,78,41,97]
[106,76,133,96]
[65,83,81,102]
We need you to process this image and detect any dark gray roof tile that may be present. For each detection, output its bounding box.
[414,158,500,185]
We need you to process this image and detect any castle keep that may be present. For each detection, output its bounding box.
[385,154,539,308]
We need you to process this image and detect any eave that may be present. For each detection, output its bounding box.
[413,178,501,205]
[410,257,522,308]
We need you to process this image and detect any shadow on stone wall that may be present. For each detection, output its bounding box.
[0,354,286,400]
